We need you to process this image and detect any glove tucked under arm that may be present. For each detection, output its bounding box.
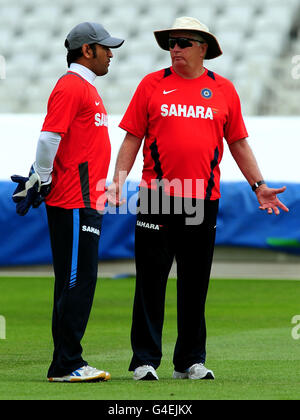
[11,164,51,216]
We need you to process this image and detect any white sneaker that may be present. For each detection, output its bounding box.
[173,363,214,380]
[48,365,111,383]
[133,365,159,381]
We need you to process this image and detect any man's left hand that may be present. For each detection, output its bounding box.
[255,185,289,215]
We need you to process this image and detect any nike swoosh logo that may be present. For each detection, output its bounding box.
[163,89,177,95]
[95,101,100,106]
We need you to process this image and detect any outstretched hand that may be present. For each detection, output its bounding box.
[256,185,289,215]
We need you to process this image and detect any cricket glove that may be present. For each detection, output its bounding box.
[11,164,52,216]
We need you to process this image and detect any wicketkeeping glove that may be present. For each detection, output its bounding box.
[11,165,52,216]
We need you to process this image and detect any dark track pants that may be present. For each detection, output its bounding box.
[129,189,219,372]
[46,205,102,378]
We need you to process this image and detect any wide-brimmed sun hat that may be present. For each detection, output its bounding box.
[154,16,222,59]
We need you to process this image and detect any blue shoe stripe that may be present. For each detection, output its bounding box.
[70,369,82,377]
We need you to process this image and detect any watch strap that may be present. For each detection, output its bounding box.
[252,180,266,191]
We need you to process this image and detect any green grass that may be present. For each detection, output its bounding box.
[0,276,300,400]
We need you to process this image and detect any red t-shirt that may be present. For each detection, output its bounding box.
[119,67,248,200]
[42,71,111,210]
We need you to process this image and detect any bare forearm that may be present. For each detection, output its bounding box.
[113,132,143,186]
[106,132,143,207]
[229,138,289,214]
[229,138,264,186]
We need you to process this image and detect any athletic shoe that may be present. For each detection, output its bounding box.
[48,365,111,383]
[133,365,159,381]
[173,363,214,380]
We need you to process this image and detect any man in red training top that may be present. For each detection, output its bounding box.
[12,22,124,382]
[107,17,288,381]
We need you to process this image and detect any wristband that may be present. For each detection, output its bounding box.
[252,180,266,192]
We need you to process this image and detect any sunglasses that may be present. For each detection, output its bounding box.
[168,37,204,49]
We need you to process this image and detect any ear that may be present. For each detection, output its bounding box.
[81,43,93,59]
[200,43,208,59]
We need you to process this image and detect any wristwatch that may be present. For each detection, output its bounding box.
[251,180,266,192]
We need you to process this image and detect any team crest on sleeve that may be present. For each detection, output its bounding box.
[201,88,213,99]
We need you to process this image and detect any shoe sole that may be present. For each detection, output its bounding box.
[48,372,111,383]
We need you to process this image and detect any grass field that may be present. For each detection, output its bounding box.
[0,275,300,401]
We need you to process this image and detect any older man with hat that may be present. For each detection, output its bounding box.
[11,22,124,382]
[107,17,288,381]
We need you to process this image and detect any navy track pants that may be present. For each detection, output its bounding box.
[129,188,219,372]
[46,205,102,378]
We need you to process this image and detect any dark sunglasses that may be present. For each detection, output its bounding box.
[168,37,204,49]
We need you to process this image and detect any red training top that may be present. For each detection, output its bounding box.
[42,71,111,210]
[119,67,248,200]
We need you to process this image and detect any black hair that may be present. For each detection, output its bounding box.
[65,41,98,67]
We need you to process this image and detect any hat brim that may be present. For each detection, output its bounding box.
[154,29,222,60]
[99,36,124,48]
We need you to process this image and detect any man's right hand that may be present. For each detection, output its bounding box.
[106,182,126,207]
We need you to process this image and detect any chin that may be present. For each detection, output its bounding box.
[98,69,109,76]
[172,60,186,68]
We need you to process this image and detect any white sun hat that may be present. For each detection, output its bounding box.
[154,16,222,59]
